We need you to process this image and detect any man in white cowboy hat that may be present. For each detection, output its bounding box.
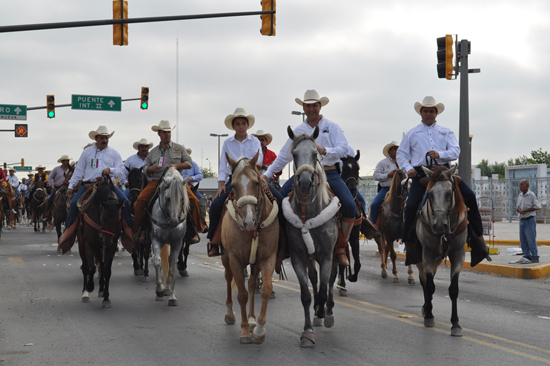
[122,138,153,199]
[7,168,21,197]
[27,164,49,200]
[397,96,490,267]
[59,125,134,253]
[133,120,205,240]
[252,129,282,180]
[43,154,72,222]
[369,141,400,226]
[262,89,354,266]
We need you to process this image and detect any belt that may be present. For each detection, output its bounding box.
[323,165,337,171]
[520,216,534,221]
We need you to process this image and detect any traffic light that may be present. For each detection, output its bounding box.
[21,158,24,168]
[260,0,276,36]
[140,87,149,110]
[113,0,128,46]
[3,162,6,170]
[47,95,55,118]
[437,35,454,80]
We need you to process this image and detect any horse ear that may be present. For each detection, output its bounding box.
[287,125,295,140]
[250,150,259,167]
[449,164,458,177]
[421,166,432,177]
[312,126,319,140]
[226,152,236,168]
[355,150,360,161]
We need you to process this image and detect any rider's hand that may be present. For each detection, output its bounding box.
[102,167,111,176]
[407,169,417,178]
[215,185,225,199]
[427,150,440,159]
[388,170,396,178]
[260,175,268,181]
[67,189,73,198]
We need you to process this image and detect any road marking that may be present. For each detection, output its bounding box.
[8,257,24,266]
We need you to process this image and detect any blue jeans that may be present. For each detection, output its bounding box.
[369,187,389,224]
[357,191,366,217]
[47,186,59,206]
[519,216,538,260]
[123,186,131,200]
[66,183,132,228]
[280,169,355,219]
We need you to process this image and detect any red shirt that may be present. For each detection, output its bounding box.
[0,168,6,180]
[263,148,277,165]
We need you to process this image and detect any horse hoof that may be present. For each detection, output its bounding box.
[451,327,463,337]
[240,335,253,344]
[393,277,400,283]
[339,289,348,297]
[102,300,111,308]
[312,316,322,327]
[348,274,358,283]
[381,271,388,279]
[253,334,265,344]
[168,299,178,306]
[179,270,189,277]
[300,330,315,348]
[81,296,90,303]
[324,315,334,328]
[134,269,142,276]
[225,314,236,325]
[34,228,38,232]
[270,291,276,299]
[408,278,415,285]
[156,291,164,301]
[424,318,435,328]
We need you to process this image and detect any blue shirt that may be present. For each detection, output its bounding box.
[182,161,203,182]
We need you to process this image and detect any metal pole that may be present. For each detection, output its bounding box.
[458,39,471,186]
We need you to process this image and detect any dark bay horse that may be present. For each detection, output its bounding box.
[51,170,73,242]
[127,167,150,278]
[374,168,415,284]
[30,180,47,232]
[77,177,124,307]
[416,165,468,336]
[221,152,279,344]
[282,126,339,348]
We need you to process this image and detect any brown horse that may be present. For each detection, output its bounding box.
[221,152,279,344]
[374,169,415,284]
[30,180,47,232]
[0,183,15,229]
[51,170,73,242]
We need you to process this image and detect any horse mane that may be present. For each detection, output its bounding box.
[386,169,402,198]
[289,133,314,154]
[426,166,466,214]
[162,168,189,217]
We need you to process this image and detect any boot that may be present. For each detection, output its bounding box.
[468,225,491,267]
[207,242,221,257]
[360,216,380,239]
[335,217,354,266]
[120,220,136,253]
[404,241,423,266]
[58,221,78,254]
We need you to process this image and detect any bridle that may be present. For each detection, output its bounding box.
[151,170,186,229]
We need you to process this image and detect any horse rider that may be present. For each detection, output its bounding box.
[0,167,6,184]
[182,147,208,240]
[369,141,400,227]
[262,89,354,266]
[252,129,283,182]
[132,120,205,241]
[59,126,134,251]
[207,108,283,257]
[7,168,21,198]
[43,155,72,223]
[122,138,153,200]
[397,96,491,267]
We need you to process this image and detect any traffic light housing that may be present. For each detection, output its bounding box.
[260,0,276,36]
[21,158,24,168]
[113,0,128,46]
[3,162,6,170]
[437,35,454,80]
[47,95,55,118]
[141,87,149,110]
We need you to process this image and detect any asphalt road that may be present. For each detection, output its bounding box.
[1,224,550,366]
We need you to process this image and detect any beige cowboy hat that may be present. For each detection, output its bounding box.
[252,130,273,146]
[83,142,95,150]
[70,160,77,167]
[36,165,46,170]
[152,120,175,132]
[57,154,71,163]
[295,89,329,107]
[414,96,445,115]
[89,125,115,140]
[224,108,255,130]
[133,138,154,150]
[382,141,400,157]
[8,168,15,172]
[186,148,192,155]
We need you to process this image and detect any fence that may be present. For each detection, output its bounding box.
[358,176,550,222]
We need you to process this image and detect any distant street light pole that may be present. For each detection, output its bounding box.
[210,133,228,174]
[205,157,211,171]
[291,110,305,122]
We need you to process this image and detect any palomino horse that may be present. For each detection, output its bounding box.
[149,167,189,306]
[221,151,279,344]
[416,165,468,337]
[30,181,47,232]
[282,126,339,348]
[76,176,124,307]
[374,169,415,284]
[127,167,151,278]
[51,170,73,242]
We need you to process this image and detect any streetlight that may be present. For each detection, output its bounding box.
[205,157,211,171]
[291,110,305,122]
[210,133,228,174]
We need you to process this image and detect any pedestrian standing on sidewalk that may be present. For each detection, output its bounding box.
[516,179,541,264]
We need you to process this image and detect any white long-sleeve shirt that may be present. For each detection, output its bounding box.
[265,116,348,178]
[48,166,70,187]
[373,157,398,187]
[69,145,124,189]
[7,175,19,188]
[122,153,147,184]
[218,134,263,182]
[396,121,460,173]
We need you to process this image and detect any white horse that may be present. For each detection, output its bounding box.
[150,167,190,306]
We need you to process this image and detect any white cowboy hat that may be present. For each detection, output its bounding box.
[36,165,46,170]
[382,141,400,157]
[89,125,115,140]
[414,96,445,115]
[186,148,192,155]
[83,142,95,150]
[57,154,71,163]
[252,130,273,146]
[224,108,255,130]
[295,89,329,107]
[133,138,154,150]
[70,160,76,167]
[152,120,175,132]
[8,168,15,172]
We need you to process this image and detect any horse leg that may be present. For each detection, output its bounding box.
[161,244,170,294]
[228,256,251,344]
[177,237,190,277]
[308,260,324,327]
[150,239,165,300]
[421,270,436,328]
[389,240,399,283]
[347,226,361,283]
[324,261,338,328]
[252,256,276,344]
[291,254,315,348]
[376,236,388,279]
[407,265,415,284]
[449,243,465,336]
[167,244,180,306]
[315,258,330,323]
[131,249,141,276]
[143,238,151,281]
[221,255,236,325]
[337,264,347,297]
[101,246,116,308]
[247,265,259,333]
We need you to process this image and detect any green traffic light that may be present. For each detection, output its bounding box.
[48,111,55,118]
[141,102,148,109]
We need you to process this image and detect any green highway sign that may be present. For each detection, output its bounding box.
[13,166,32,171]
[0,104,27,120]
[71,94,122,112]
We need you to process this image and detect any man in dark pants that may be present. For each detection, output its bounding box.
[397,96,491,267]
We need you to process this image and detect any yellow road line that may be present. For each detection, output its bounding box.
[8,257,24,266]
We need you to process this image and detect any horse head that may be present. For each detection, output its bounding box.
[128,168,147,204]
[95,181,122,248]
[155,167,188,228]
[341,150,360,198]
[225,151,262,231]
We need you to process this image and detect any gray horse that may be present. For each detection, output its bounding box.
[282,126,339,348]
[150,167,189,306]
[416,165,468,337]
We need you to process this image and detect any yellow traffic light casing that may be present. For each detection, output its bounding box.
[113,0,128,46]
[437,34,454,79]
[260,0,276,36]
[141,87,149,110]
[47,95,55,118]
[21,158,25,168]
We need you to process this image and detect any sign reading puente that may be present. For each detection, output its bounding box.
[71,94,122,112]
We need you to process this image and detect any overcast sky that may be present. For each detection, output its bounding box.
[1,0,549,179]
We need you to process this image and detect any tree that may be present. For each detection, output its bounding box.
[201,167,217,179]
[476,159,506,178]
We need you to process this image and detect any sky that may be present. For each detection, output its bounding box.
[1,0,550,180]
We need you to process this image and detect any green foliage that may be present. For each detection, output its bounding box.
[201,167,217,179]
[476,159,506,178]
[477,149,549,179]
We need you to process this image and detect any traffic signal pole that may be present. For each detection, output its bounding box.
[458,39,471,185]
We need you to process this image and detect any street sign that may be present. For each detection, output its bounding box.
[15,124,28,137]
[13,166,32,171]
[0,104,27,120]
[71,94,122,112]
